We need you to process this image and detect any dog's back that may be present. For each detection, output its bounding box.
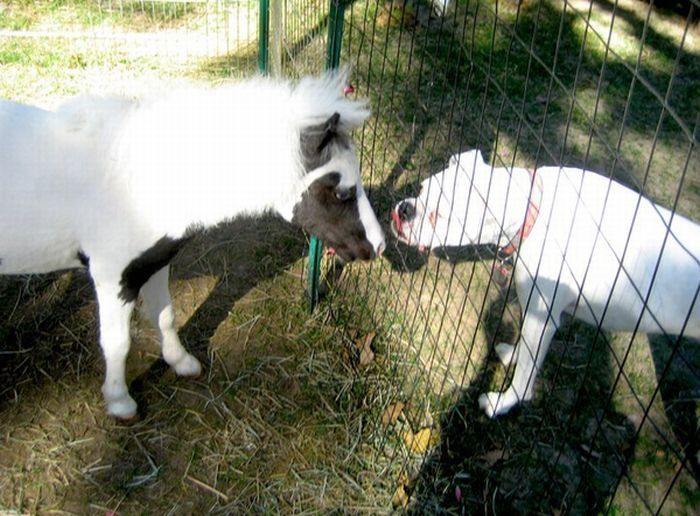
[530,166,700,338]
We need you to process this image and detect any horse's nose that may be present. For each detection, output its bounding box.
[398,201,415,222]
[375,239,386,257]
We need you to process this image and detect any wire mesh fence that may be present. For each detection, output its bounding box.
[28,0,259,62]
[323,0,699,513]
[269,0,330,75]
[0,0,261,100]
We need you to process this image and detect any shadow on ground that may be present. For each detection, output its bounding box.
[387,246,700,512]
[337,1,699,510]
[0,215,315,511]
[407,288,638,513]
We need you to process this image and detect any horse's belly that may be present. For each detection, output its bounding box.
[0,225,81,274]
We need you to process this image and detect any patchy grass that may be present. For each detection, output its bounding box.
[0,220,400,512]
[0,1,260,103]
[0,0,205,32]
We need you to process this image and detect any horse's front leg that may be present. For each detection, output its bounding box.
[93,281,138,419]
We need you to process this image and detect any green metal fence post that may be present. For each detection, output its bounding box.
[307,0,347,312]
[258,0,269,74]
[326,0,346,69]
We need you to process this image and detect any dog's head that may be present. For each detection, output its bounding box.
[391,149,500,251]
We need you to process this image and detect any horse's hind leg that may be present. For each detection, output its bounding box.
[140,266,201,377]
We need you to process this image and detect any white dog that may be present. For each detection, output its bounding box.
[0,70,385,419]
[391,149,700,417]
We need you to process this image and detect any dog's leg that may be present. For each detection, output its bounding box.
[479,302,562,418]
[94,283,138,419]
[140,266,201,377]
[494,343,516,366]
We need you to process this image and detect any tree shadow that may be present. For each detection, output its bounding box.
[608,0,700,23]
[353,0,698,213]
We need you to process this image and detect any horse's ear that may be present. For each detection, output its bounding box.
[325,112,340,132]
[300,112,341,171]
[316,112,340,151]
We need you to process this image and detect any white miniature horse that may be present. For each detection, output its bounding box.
[0,70,385,419]
[392,149,699,418]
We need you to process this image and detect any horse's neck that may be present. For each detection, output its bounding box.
[121,113,300,237]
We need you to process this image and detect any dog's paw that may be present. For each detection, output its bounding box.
[478,392,498,418]
[479,390,518,418]
[494,343,515,366]
[173,353,202,377]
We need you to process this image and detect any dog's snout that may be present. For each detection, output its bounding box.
[397,201,415,222]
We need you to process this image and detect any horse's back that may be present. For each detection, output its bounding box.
[0,100,52,181]
[0,97,123,275]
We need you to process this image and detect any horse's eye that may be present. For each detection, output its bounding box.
[335,187,355,202]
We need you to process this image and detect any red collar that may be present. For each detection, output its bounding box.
[500,168,542,256]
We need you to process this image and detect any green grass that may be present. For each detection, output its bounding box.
[0,0,203,32]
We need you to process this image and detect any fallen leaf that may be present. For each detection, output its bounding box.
[381,401,405,426]
[479,448,509,465]
[391,485,409,508]
[355,331,376,349]
[354,331,376,366]
[391,472,411,508]
[403,427,434,454]
[359,345,375,366]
